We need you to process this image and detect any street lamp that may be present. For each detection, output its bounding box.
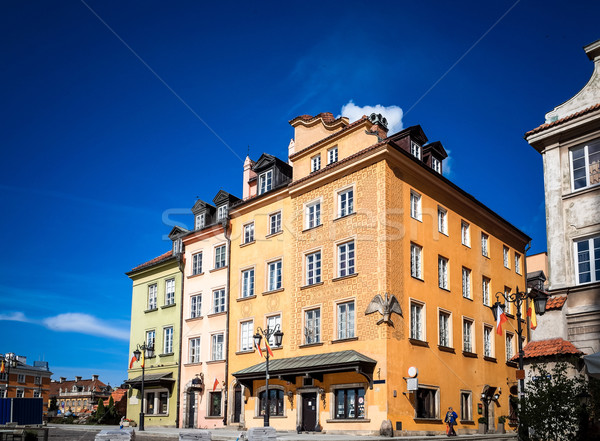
[132,343,154,431]
[253,325,283,427]
[491,287,547,398]
[3,353,17,397]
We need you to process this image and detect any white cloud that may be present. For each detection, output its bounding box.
[340,101,404,133]
[443,149,453,178]
[43,313,129,341]
[0,311,31,322]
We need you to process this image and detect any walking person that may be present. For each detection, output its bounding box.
[445,406,458,436]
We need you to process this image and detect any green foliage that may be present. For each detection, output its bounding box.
[108,395,114,411]
[517,362,584,441]
[498,415,507,424]
[96,398,105,418]
[478,416,487,424]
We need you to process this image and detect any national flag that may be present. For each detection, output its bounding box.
[141,349,145,368]
[264,338,274,358]
[129,355,137,369]
[528,298,537,330]
[0,360,4,374]
[496,304,507,335]
[213,377,219,392]
[255,339,263,359]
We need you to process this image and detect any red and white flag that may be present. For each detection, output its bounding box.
[255,339,263,359]
[129,355,137,369]
[496,304,507,335]
[213,377,219,392]
[527,298,537,330]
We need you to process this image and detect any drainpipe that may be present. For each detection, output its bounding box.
[222,217,232,426]
[176,245,185,428]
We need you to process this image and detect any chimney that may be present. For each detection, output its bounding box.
[368,113,389,139]
[242,156,257,200]
[75,376,82,382]
[287,138,295,159]
[60,377,66,383]
[92,375,99,382]
[16,355,26,365]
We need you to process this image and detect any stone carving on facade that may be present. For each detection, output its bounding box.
[365,292,402,326]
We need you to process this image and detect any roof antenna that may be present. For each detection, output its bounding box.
[247,145,250,157]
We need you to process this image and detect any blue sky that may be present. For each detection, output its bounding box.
[1,1,598,387]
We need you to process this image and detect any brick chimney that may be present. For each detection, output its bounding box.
[60,377,66,383]
[242,156,257,200]
[92,375,99,382]
[75,376,82,382]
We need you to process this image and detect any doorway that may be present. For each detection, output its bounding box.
[301,392,317,431]
[187,391,195,428]
[233,385,242,423]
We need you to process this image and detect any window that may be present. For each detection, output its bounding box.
[410,301,425,341]
[243,223,255,244]
[173,239,182,255]
[575,236,600,284]
[34,376,41,385]
[461,221,470,247]
[258,170,273,195]
[269,212,281,235]
[211,334,224,360]
[259,389,284,417]
[16,389,24,398]
[165,278,175,305]
[328,146,338,164]
[267,260,282,291]
[462,267,471,299]
[484,325,494,358]
[18,374,25,383]
[267,315,282,347]
[410,141,422,159]
[438,207,448,235]
[305,201,321,229]
[416,387,438,419]
[410,191,422,220]
[410,243,423,279]
[240,320,254,352]
[213,289,226,313]
[504,287,512,315]
[217,204,228,221]
[190,294,201,318]
[506,333,514,361]
[481,233,489,257]
[482,277,491,306]
[438,256,449,290]
[463,319,474,353]
[148,284,157,310]
[189,337,201,363]
[0,373,6,381]
[33,390,41,398]
[460,391,472,421]
[0,390,7,398]
[337,301,355,340]
[515,253,522,274]
[503,246,510,268]
[432,157,441,173]
[214,245,226,269]
[305,251,322,285]
[570,139,600,190]
[146,330,155,349]
[195,214,205,230]
[163,327,173,354]
[209,391,222,416]
[338,188,354,217]
[334,387,365,419]
[311,154,321,172]
[439,311,451,347]
[241,268,255,298]
[304,308,321,344]
[192,252,203,275]
[338,241,355,277]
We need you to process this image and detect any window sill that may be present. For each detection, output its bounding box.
[482,254,490,259]
[207,311,227,318]
[262,288,284,295]
[160,353,174,357]
[205,416,223,419]
[144,308,158,313]
[185,316,203,322]
[333,212,356,222]
[301,282,324,290]
[462,244,471,249]
[254,415,286,419]
[237,295,257,302]
[326,418,370,423]
[332,273,358,282]
[183,362,202,367]
[235,350,255,355]
[438,345,455,354]
[439,286,451,292]
[460,420,475,425]
[240,241,255,248]
[299,342,324,348]
[462,351,477,358]
[188,272,205,279]
[210,266,227,273]
[483,356,497,363]
[265,231,283,239]
[462,296,473,301]
[206,360,225,365]
[332,337,358,344]
[414,418,443,423]
[506,360,518,367]
[161,304,176,309]
[411,275,424,282]
[409,338,429,347]
[302,224,323,233]
[410,216,423,223]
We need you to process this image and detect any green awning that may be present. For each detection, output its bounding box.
[125,372,175,390]
[232,350,377,394]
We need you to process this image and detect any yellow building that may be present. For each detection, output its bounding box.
[228,113,529,436]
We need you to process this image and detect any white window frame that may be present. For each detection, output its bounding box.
[481,233,489,257]
[211,333,224,361]
[33,390,41,398]
[337,240,356,278]
[17,374,25,383]
[462,317,474,353]
[311,154,321,172]
[337,300,356,340]
[483,325,494,358]
[305,200,321,230]
[241,268,255,298]
[269,211,282,235]
[165,278,175,306]
[515,253,522,275]
[438,309,452,348]
[410,243,423,280]
[195,213,205,230]
[432,157,441,173]
[148,284,157,310]
[190,294,202,318]
[570,139,600,191]
[34,376,41,385]
[163,326,173,354]
[410,300,426,341]
[506,332,515,361]
[192,252,203,275]
[337,187,354,218]
[410,141,421,159]
[189,337,201,363]
[214,244,227,269]
[16,389,24,398]
[146,329,156,349]
[438,207,448,235]
[410,191,422,221]
[462,267,472,299]
[305,250,322,285]
[574,235,600,284]
[144,388,169,415]
[460,391,473,421]
[267,259,282,291]
[438,256,449,290]
[243,222,255,244]
[304,307,321,345]
[212,288,226,314]
[504,287,513,315]
[461,221,470,247]
[217,205,228,221]
[327,146,338,164]
[240,320,254,352]
[503,246,510,269]
[482,276,491,306]
[267,314,282,347]
[258,170,273,195]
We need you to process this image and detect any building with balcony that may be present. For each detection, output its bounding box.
[49,375,110,414]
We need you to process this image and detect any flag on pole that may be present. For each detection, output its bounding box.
[129,355,137,369]
[528,298,537,330]
[255,339,263,359]
[264,338,274,358]
[0,360,4,374]
[213,377,219,392]
[496,304,507,335]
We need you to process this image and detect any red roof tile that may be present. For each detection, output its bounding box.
[289,112,338,126]
[525,103,600,137]
[130,250,173,272]
[546,295,567,311]
[516,338,583,361]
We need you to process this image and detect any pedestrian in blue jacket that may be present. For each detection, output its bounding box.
[445,407,458,436]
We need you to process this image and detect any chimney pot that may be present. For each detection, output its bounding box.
[75,376,82,382]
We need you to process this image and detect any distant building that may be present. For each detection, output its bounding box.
[49,375,111,414]
[0,354,52,413]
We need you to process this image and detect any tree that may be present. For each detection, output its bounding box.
[107,396,115,416]
[96,398,105,419]
[517,362,584,441]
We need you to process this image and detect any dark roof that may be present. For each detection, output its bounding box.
[125,372,175,389]
[127,250,175,274]
[49,378,109,396]
[516,338,583,361]
[525,103,600,137]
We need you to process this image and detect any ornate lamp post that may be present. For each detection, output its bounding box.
[132,343,154,431]
[3,353,17,397]
[491,287,547,398]
[253,325,284,427]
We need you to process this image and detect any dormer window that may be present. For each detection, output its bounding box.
[195,214,205,230]
[173,239,182,254]
[258,170,273,195]
[432,157,441,173]
[311,154,321,172]
[327,146,338,165]
[217,205,228,221]
[410,142,422,160]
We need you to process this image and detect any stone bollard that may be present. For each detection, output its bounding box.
[380,419,393,437]
[246,426,277,441]
[95,428,135,441]
[179,431,212,441]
